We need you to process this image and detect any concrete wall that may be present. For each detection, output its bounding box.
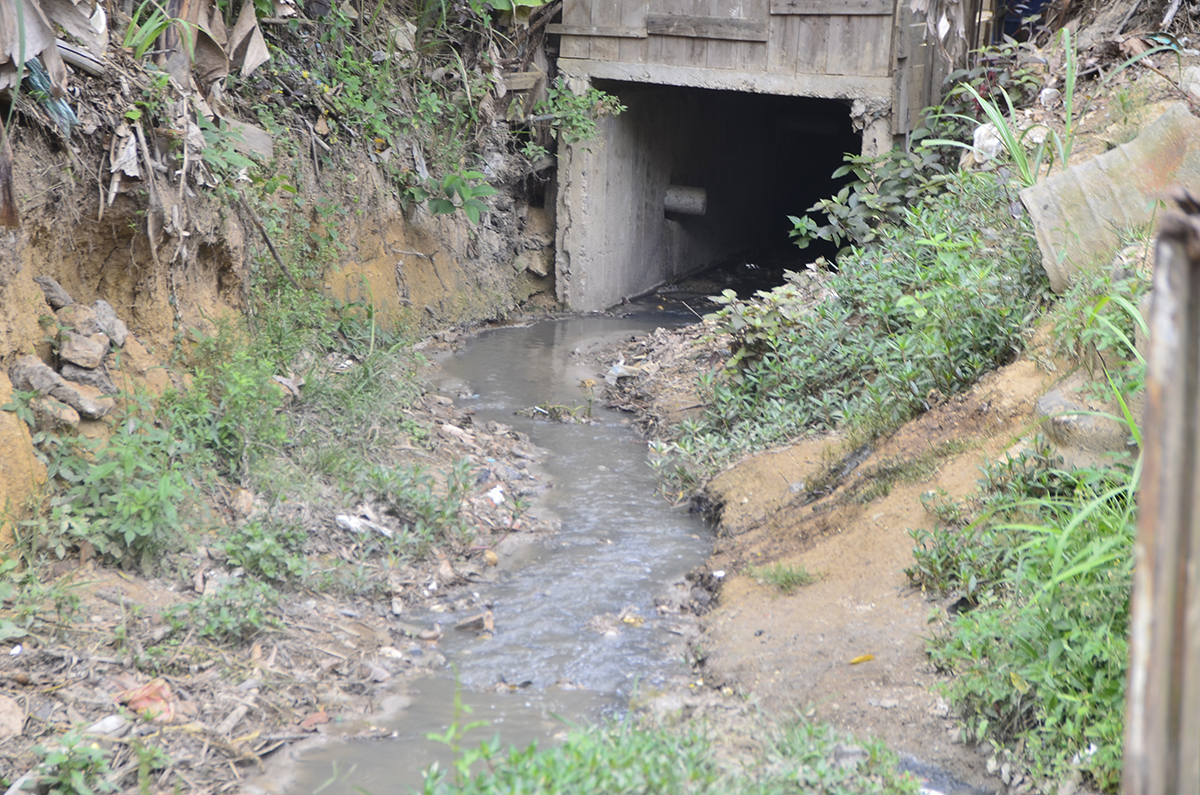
[556,79,859,311]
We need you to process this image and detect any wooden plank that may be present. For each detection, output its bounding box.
[559,0,591,59]
[660,0,695,67]
[771,0,892,14]
[646,13,770,41]
[1124,204,1200,795]
[823,15,855,75]
[856,14,894,76]
[767,13,800,72]
[588,0,621,62]
[618,1,650,63]
[545,23,648,38]
[793,15,829,73]
[502,70,545,92]
[733,0,770,70]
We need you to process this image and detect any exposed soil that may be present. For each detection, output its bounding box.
[597,310,1068,793]
[699,358,1052,791]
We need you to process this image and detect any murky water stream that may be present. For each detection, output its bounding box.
[285,312,712,793]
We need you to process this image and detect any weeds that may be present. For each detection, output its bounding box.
[167,579,283,643]
[33,730,116,795]
[748,562,816,594]
[909,290,1146,791]
[421,712,918,795]
[661,172,1046,491]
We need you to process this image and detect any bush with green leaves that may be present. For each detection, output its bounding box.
[921,454,1137,792]
[33,730,116,795]
[216,519,308,583]
[663,171,1046,486]
[11,395,210,574]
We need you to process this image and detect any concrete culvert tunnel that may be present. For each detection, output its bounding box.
[555,81,861,310]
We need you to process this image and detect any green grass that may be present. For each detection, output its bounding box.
[904,276,1148,792]
[651,171,1047,494]
[748,562,817,594]
[421,715,919,795]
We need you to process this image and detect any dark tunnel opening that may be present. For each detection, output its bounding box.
[595,80,861,295]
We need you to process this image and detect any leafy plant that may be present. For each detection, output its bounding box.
[216,518,308,583]
[421,713,919,795]
[923,29,1078,188]
[168,579,282,643]
[424,170,498,225]
[534,77,626,147]
[34,730,116,795]
[789,145,947,250]
[670,171,1046,489]
[124,0,195,61]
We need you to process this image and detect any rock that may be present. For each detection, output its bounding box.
[30,397,80,431]
[1001,761,1012,786]
[390,597,405,616]
[60,362,117,396]
[364,664,392,682]
[65,383,115,420]
[92,300,129,347]
[1184,65,1200,100]
[878,698,899,709]
[110,336,172,396]
[56,303,102,335]
[9,355,114,419]
[336,513,394,539]
[987,756,999,774]
[59,330,110,369]
[33,275,74,309]
[831,742,866,771]
[436,558,457,585]
[0,695,23,740]
[689,586,712,608]
[454,610,494,634]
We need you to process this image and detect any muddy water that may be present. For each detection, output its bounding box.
[288,313,712,793]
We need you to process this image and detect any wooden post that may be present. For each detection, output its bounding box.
[1125,198,1200,795]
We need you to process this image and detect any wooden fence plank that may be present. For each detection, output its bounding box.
[559,0,591,59]
[771,0,892,14]
[646,13,770,41]
[618,1,650,63]
[1125,196,1200,795]
[767,13,801,72]
[589,0,621,62]
[546,24,647,38]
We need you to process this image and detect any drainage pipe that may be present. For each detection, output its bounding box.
[664,185,707,216]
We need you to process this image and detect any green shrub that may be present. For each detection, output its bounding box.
[666,171,1047,484]
[27,399,206,573]
[422,716,918,795]
[926,458,1136,791]
[216,519,308,583]
[168,579,282,643]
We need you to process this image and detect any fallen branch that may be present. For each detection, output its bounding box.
[236,190,304,291]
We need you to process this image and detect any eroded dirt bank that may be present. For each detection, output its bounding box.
[600,318,1070,792]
